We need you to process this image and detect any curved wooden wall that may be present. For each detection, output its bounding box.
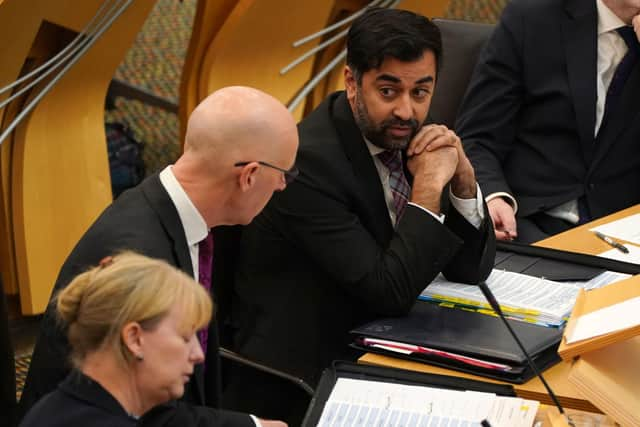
[0,0,155,314]
[180,0,450,130]
[1,0,451,314]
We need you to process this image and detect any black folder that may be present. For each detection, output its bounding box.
[302,361,515,427]
[496,241,640,277]
[350,301,562,384]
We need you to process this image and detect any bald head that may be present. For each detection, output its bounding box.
[174,86,299,227]
[184,86,297,163]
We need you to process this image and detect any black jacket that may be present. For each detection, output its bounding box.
[458,0,640,219]
[20,371,251,427]
[19,175,252,427]
[232,91,495,386]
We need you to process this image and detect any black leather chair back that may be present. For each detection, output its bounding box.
[430,19,495,128]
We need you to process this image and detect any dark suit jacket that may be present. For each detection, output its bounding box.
[1,277,16,427]
[232,91,495,386]
[18,175,252,427]
[20,371,252,427]
[457,0,640,219]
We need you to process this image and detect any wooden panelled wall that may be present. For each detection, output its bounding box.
[1,0,449,314]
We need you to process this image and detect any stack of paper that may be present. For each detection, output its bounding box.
[316,378,539,427]
[558,276,640,360]
[420,270,582,327]
[568,337,640,427]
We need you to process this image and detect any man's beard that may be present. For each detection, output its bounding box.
[353,88,420,151]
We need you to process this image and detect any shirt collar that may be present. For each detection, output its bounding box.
[159,165,208,246]
[364,137,387,157]
[597,0,627,35]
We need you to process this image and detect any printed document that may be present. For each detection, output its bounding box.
[316,378,539,427]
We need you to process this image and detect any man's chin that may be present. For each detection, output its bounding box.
[383,137,410,151]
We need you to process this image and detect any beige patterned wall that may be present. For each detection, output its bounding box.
[444,0,508,23]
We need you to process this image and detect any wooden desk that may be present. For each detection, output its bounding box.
[359,204,640,414]
[534,203,640,254]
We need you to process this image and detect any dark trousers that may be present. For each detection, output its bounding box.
[516,213,575,244]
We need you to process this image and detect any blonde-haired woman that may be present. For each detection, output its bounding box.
[20,252,283,427]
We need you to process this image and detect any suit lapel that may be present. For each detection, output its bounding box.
[140,175,206,404]
[330,92,394,242]
[141,175,194,277]
[562,0,598,165]
[591,60,640,169]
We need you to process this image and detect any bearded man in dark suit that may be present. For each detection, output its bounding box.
[19,86,299,427]
[224,7,495,425]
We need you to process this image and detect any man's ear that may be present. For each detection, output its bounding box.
[237,162,260,192]
[121,322,144,356]
[344,66,357,102]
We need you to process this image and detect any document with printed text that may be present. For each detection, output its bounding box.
[316,378,539,427]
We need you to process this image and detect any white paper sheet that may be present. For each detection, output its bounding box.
[422,270,580,325]
[565,296,640,344]
[590,213,640,245]
[598,244,640,265]
[316,378,539,427]
[562,270,631,290]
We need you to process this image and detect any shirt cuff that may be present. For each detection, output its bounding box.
[250,415,261,427]
[407,202,445,224]
[449,184,484,229]
[486,191,518,215]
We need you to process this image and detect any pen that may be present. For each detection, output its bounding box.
[593,231,629,254]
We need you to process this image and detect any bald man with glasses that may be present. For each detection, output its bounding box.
[20,86,298,427]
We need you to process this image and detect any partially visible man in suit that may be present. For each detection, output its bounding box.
[19,86,298,427]
[224,7,495,425]
[458,0,640,243]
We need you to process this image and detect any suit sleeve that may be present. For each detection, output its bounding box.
[456,0,526,198]
[18,222,178,419]
[263,168,494,317]
[140,401,256,427]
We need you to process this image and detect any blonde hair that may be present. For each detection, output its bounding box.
[56,251,213,368]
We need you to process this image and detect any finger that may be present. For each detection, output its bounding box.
[424,130,460,152]
[408,125,450,155]
[420,125,450,149]
[494,229,513,241]
[501,213,518,237]
[407,126,433,156]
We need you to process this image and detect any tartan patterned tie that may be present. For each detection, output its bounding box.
[197,231,214,356]
[377,150,410,222]
[604,26,639,119]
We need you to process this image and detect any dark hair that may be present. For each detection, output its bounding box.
[346,7,442,82]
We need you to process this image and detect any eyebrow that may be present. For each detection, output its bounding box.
[375,74,434,85]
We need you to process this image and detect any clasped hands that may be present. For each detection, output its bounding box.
[405,124,477,214]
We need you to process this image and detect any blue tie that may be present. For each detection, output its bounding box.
[603,26,639,120]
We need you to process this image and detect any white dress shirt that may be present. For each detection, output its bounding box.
[159,165,208,280]
[365,140,484,229]
[488,0,630,224]
[159,166,262,427]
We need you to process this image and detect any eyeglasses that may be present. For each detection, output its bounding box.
[234,161,299,185]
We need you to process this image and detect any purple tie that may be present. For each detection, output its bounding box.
[377,150,410,222]
[197,231,214,355]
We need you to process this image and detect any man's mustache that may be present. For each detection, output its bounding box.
[380,118,420,130]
